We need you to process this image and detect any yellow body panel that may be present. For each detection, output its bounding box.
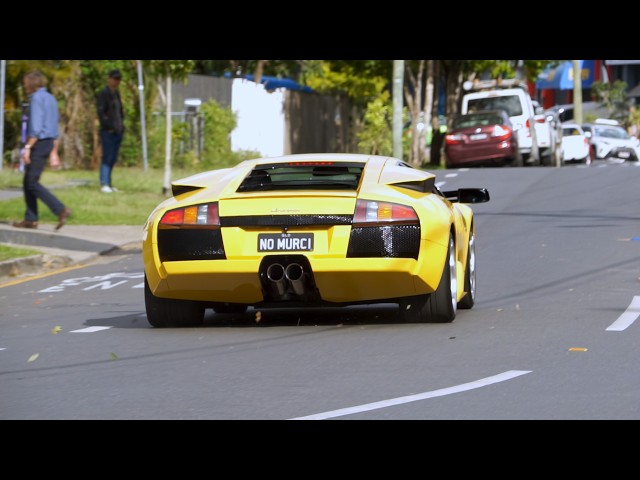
[143,153,479,307]
[144,234,448,304]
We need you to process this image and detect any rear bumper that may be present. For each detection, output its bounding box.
[146,256,441,304]
[602,147,639,161]
[144,240,448,305]
[445,141,517,166]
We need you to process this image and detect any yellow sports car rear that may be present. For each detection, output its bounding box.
[142,153,489,327]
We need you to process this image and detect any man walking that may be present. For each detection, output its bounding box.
[97,69,124,193]
[13,70,71,231]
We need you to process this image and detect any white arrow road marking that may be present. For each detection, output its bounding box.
[606,296,640,332]
[70,326,112,333]
[289,369,532,420]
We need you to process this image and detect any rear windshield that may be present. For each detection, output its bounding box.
[562,127,582,136]
[237,162,365,192]
[467,95,523,117]
[453,113,504,129]
[594,126,630,139]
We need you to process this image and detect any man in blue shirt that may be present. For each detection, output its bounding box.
[13,70,71,230]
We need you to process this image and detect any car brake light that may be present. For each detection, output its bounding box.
[525,119,532,137]
[353,199,418,224]
[160,203,220,226]
[492,125,512,140]
[445,133,464,145]
[288,161,334,166]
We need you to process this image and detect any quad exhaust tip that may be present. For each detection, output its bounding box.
[266,262,306,297]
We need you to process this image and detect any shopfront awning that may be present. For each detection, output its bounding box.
[536,60,597,90]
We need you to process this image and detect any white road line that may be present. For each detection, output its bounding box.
[606,296,640,332]
[444,173,459,178]
[70,326,112,333]
[289,370,531,420]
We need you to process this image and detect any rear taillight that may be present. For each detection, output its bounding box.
[353,199,418,225]
[160,202,220,226]
[445,133,464,145]
[444,133,464,145]
[492,125,512,140]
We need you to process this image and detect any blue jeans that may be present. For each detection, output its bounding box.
[100,130,124,187]
[23,139,66,221]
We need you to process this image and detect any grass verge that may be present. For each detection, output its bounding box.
[0,166,204,226]
[0,244,41,262]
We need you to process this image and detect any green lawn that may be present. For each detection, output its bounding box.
[0,244,41,262]
[0,166,204,226]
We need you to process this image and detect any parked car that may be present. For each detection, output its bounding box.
[142,153,491,327]
[581,122,640,162]
[444,110,520,168]
[532,100,561,166]
[546,102,610,124]
[461,79,544,165]
[560,123,591,164]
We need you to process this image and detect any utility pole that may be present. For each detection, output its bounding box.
[573,60,583,125]
[137,61,148,172]
[0,60,5,172]
[515,59,524,80]
[393,60,404,160]
[163,71,172,196]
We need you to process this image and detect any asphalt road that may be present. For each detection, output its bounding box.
[1,162,639,419]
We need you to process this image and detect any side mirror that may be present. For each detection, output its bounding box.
[443,188,490,204]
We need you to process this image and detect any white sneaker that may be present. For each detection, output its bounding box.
[101,185,113,193]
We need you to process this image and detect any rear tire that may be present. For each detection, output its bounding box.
[144,275,205,328]
[400,233,457,323]
[458,231,476,310]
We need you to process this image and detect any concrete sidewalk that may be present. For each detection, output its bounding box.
[0,221,143,283]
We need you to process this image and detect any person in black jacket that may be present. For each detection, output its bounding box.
[96,69,124,193]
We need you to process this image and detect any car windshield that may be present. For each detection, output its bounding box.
[237,162,365,192]
[453,113,503,129]
[594,126,630,139]
[466,95,523,116]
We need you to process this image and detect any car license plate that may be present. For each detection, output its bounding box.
[618,151,630,158]
[469,133,488,141]
[258,233,314,252]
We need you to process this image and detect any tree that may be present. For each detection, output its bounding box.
[591,79,634,124]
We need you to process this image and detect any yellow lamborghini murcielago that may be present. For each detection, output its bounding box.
[142,153,490,327]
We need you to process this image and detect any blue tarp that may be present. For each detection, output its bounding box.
[224,72,314,93]
[536,60,597,90]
